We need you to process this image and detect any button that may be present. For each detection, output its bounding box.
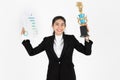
[59,62,60,64]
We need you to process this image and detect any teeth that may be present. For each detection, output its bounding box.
[57,30,62,32]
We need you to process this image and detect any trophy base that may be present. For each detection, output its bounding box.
[80,35,89,37]
[80,26,89,37]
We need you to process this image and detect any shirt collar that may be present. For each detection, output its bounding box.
[55,34,63,41]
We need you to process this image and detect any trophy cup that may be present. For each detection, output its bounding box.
[76,2,89,37]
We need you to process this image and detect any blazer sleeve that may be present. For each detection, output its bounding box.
[72,35,93,55]
[22,37,46,56]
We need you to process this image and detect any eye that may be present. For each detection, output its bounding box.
[61,23,65,26]
[55,23,59,26]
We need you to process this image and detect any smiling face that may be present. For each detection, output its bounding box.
[52,19,66,36]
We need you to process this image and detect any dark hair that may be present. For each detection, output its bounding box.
[52,16,66,26]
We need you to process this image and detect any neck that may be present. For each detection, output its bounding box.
[54,32,64,36]
[55,33,63,37]
[55,33,63,41]
[55,34,62,36]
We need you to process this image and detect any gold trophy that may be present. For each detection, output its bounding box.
[76,2,89,37]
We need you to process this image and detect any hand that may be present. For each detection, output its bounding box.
[21,27,29,41]
[84,36,89,42]
[21,27,28,36]
[21,27,26,35]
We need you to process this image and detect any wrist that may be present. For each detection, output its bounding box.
[84,36,89,42]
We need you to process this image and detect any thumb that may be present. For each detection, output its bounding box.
[21,27,25,35]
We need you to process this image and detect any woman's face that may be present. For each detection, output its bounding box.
[52,19,66,35]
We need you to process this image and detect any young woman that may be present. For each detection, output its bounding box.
[21,16,93,80]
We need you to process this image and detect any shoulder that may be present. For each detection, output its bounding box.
[44,35,53,38]
[63,34,76,41]
[43,35,54,41]
[64,34,75,38]
[64,34,74,38]
[43,34,76,40]
[44,34,75,39]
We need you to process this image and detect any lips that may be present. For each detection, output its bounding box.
[56,29,63,32]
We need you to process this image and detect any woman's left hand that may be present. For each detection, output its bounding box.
[84,36,89,42]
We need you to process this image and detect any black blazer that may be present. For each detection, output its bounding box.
[22,33,93,80]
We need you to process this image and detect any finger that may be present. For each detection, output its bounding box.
[21,27,25,35]
[86,25,89,32]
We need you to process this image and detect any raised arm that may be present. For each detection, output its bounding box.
[22,38,46,56]
[72,35,93,55]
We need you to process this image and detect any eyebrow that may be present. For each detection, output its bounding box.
[55,22,65,24]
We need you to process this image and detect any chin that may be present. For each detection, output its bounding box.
[56,32,63,35]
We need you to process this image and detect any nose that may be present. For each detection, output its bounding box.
[58,25,63,29]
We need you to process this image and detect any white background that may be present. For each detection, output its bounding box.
[0,0,120,80]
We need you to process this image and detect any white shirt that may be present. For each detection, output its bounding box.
[53,34,64,58]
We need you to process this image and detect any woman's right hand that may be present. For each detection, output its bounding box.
[21,27,26,35]
[21,27,29,41]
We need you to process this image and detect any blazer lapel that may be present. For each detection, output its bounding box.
[59,34,67,60]
[49,35,58,60]
[50,33,68,61]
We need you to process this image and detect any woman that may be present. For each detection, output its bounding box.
[21,16,93,80]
